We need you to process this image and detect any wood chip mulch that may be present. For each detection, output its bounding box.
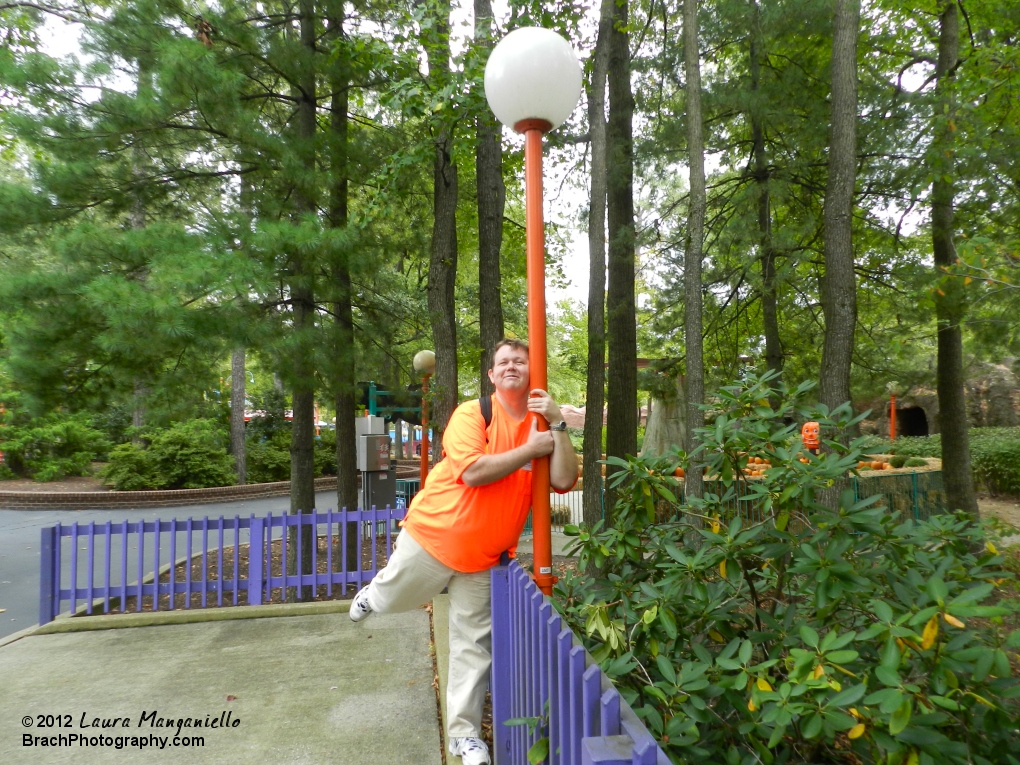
[74,532,393,614]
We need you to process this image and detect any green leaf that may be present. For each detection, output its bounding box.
[825,650,859,665]
[527,737,549,764]
[656,655,678,685]
[802,712,823,739]
[889,697,912,736]
[800,625,819,649]
[927,577,948,604]
[660,609,678,640]
[876,666,902,688]
[827,684,867,708]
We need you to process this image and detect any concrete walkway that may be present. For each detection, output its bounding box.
[0,602,442,764]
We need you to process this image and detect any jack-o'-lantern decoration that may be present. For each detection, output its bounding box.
[801,421,820,452]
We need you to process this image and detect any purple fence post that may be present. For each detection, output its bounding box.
[326,509,333,598]
[621,720,658,765]
[580,736,632,765]
[168,518,177,611]
[39,526,57,625]
[582,665,601,737]
[233,515,240,605]
[153,521,161,612]
[599,689,620,736]
[86,521,95,615]
[103,521,112,614]
[491,560,512,765]
[248,516,264,605]
[69,524,78,615]
[556,630,573,765]
[119,520,128,613]
[185,518,193,609]
[568,642,586,762]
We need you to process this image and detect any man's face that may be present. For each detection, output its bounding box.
[488,345,530,393]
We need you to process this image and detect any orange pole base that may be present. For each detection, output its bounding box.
[523,127,555,596]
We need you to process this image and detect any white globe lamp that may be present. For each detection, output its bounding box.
[484,27,583,134]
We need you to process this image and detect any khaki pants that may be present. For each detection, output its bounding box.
[365,531,491,739]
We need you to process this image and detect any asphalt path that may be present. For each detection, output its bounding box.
[0,491,340,640]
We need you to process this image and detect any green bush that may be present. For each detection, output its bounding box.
[245,432,291,484]
[314,429,337,476]
[971,434,1020,496]
[0,412,110,481]
[904,457,928,468]
[100,420,235,490]
[558,374,1020,765]
[871,428,1020,496]
[100,443,158,490]
[246,428,338,484]
[889,454,908,469]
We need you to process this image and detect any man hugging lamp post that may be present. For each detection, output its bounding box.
[484,27,582,596]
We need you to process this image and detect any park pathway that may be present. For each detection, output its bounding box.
[0,492,337,640]
[0,603,441,764]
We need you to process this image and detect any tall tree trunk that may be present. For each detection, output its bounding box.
[684,0,706,502]
[327,3,360,570]
[288,0,318,600]
[932,1,978,520]
[131,54,153,441]
[394,417,405,460]
[605,0,637,500]
[426,0,459,461]
[475,0,505,396]
[750,0,782,382]
[819,0,860,419]
[583,0,613,530]
[231,348,246,484]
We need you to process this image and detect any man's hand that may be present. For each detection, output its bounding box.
[528,389,562,424]
[526,417,554,458]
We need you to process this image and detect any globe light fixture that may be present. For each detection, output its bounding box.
[413,350,436,484]
[484,28,581,597]
[484,27,582,134]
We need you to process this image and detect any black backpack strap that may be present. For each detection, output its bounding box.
[479,394,493,430]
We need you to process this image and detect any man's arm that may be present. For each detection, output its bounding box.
[548,429,580,492]
[461,418,551,487]
[527,389,580,492]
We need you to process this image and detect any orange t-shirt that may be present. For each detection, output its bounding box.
[402,397,536,573]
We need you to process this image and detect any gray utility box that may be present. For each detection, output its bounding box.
[357,434,391,472]
[360,466,397,511]
[356,416,386,438]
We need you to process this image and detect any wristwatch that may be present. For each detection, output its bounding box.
[549,420,567,432]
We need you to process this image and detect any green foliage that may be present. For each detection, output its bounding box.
[875,429,1020,496]
[558,375,1020,765]
[99,443,158,491]
[245,432,291,485]
[314,429,337,476]
[100,420,235,490]
[0,412,110,481]
[904,457,928,468]
[889,454,908,469]
[245,428,336,485]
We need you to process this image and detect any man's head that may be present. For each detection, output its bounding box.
[488,338,530,394]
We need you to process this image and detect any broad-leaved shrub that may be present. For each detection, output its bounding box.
[558,374,1020,765]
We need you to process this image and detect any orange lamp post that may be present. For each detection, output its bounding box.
[485,28,581,596]
[889,394,897,440]
[413,350,436,487]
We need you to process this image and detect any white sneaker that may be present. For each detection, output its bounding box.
[449,737,490,765]
[349,584,372,622]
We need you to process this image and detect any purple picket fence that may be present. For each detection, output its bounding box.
[491,560,669,765]
[39,507,405,625]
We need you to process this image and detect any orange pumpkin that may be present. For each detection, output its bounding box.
[871,461,883,470]
[674,467,685,478]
